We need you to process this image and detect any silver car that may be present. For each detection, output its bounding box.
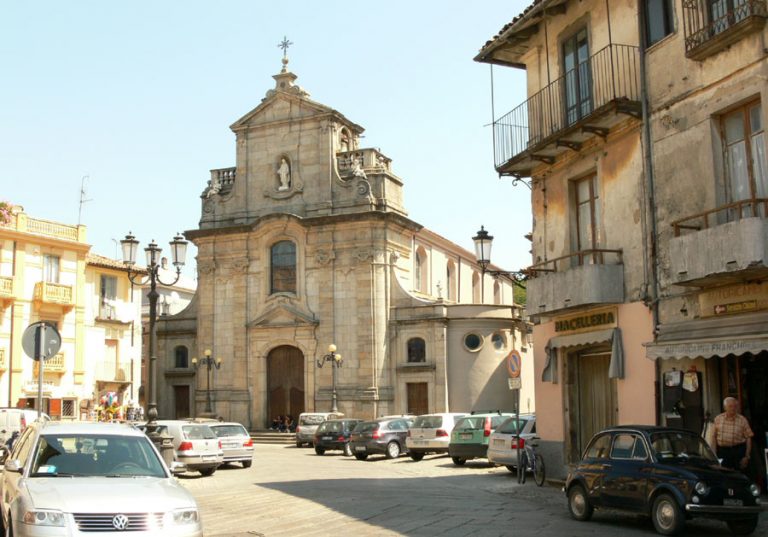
[156,420,224,476]
[208,422,253,468]
[487,414,537,471]
[1,421,202,537]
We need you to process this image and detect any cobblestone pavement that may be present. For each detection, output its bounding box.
[179,444,767,537]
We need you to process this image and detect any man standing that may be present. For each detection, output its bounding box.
[713,397,754,472]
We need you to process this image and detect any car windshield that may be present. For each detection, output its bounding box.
[454,417,485,431]
[30,434,166,478]
[300,415,326,426]
[412,416,443,429]
[182,425,216,440]
[211,425,247,438]
[317,421,344,434]
[650,431,718,463]
[353,422,379,433]
[498,418,528,435]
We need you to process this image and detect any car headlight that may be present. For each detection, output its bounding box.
[171,508,199,525]
[694,481,710,496]
[22,509,66,527]
[749,484,760,497]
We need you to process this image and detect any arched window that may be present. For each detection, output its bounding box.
[407,338,426,363]
[414,247,428,294]
[493,281,501,305]
[174,346,189,369]
[339,128,351,152]
[271,241,297,294]
[472,271,481,303]
[446,261,456,301]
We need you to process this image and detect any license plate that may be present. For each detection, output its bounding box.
[223,443,237,449]
[355,446,366,452]
[723,499,743,506]
[460,433,473,440]
[202,455,218,461]
[323,436,333,441]
[493,439,505,446]
[413,439,427,445]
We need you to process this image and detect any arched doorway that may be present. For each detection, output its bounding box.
[267,345,305,425]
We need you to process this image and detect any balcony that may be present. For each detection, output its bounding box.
[683,0,767,60]
[0,348,7,371]
[336,148,392,177]
[95,361,132,383]
[670,199,768,286]
[209,167,236,196]
[33,281,74,310]
[493,44,641,177]
[526,250,624,316]
[34,352,65,375]
[0,276,13,307]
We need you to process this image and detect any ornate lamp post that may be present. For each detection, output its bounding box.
[316,344,343,413]
[192,349,222,417]
[120,231,187,460]
[472,226,527,301]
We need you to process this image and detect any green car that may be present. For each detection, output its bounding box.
[448,412,515,466]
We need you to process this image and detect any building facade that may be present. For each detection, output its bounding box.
[155,58,533,427]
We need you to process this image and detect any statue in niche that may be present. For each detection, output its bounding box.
[277,157,291,191]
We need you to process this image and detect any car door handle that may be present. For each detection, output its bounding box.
[601,464,612,470]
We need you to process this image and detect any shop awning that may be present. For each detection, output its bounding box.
[542,327,624,383]
[645,336,768,360]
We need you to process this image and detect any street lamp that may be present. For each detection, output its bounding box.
[316,344,343,413]
[472,226,527,302]
[120,231,187,456]
[192,349,223,417]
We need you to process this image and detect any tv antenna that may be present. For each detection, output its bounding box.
[78,175,93,225]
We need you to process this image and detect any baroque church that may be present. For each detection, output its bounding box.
[155,54,533,428]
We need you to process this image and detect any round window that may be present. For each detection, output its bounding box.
[464,333,483,352]
[491,333,505,351]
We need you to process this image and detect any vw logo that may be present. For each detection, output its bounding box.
[112,514,129,531]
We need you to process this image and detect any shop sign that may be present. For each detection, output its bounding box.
[554,307,617,335]
[699,283,768,318]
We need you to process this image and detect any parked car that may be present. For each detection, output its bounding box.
[448,411,515,466]
[1,420,202,536]
[405,413,467,461]
[155,420,223,476]
[295,412,344,447]
[313,419,363,456]
[349,417,414,460]
[0,408,49,446]
[487,414,537,471]
[208,422,253,468]
[565,426,766,536]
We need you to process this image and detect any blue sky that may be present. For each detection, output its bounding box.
[1,1,529,274]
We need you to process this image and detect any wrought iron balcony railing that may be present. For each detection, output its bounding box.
[671,198,768,236]
[683,0,767,59]
[526,249,624,276]
[493,44,640,171]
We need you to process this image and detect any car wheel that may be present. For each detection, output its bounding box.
[409,452,425,462]
[314,446,325,456]
[567,484,593,521]
[651,493,684,536]
[506,465,516,473]
[727,516,759,536]
[451,457,466,466]
[241,460,252,468]
[385,441,401,459]
[199,467,216,477]
[354,453,368,461]
[343,443,353,457]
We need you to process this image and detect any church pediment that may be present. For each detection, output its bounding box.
[248,297,319,328]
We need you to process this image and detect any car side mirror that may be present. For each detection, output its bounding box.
[169,461,186,475]
[4,459,22,473]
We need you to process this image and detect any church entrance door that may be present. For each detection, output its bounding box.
[267,345,305,426]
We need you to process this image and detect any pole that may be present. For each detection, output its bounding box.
[515,388,522,483]
[146,269,158,425]
[205,360,213,414]
[331,360,338,413]
[37,324,45,419]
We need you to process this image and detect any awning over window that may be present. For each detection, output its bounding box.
[542,327,624,383]
[645,336,768,360]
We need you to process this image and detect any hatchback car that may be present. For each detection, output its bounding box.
[155,420,223,476]
[448,412,515,466]
[349,418,413,460]
[208,422,253,468]
[565,426,766,536]
[295,412,344,447]
[1,421,202,536]
[313,419,362,456]
[406,413,467,461]
[486,414,536,471]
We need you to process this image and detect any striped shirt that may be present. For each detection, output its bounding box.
[714,413,754,447]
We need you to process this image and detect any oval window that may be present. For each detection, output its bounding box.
[491,333,505,351]
[464,333,483,352]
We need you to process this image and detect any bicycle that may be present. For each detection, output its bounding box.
[517,435,546,487]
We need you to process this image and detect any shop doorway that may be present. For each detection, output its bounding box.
[173,385,190,419]
[407,383,429,416]
[267,346,305,427]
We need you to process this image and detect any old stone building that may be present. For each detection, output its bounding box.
[155,56,533,427]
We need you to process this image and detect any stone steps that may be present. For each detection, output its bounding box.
[250,430,297,445]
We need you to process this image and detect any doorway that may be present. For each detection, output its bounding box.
[407,383,429,416]
[173,385,190,419]
[267,346,305,426]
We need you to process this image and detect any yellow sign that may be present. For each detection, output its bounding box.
[554,307,617,334]
[699,283,768,318]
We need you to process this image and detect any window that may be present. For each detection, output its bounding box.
[407,338,426,363]
[573,175,601,262]
[472,271,481,303]
[491,333,506,351]
[446,261,456,301]
[709,0,751,35]
[414,247,428,294]
[270,241,297,294]
[339,129,351,152]
[62,398,77,418]
[584,434,612,460]
[43,255,60,283]
[722,101,767,217]
[174,346,189,369]
[493,281,501,305]
[563,28,592,125]
[610,434,643,460]
[464,333,483,352]
[99,275,117,319]
[645,0,674,45]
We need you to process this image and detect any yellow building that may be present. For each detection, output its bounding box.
[0,206,142,418]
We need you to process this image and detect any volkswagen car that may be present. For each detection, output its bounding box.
[1,421,202,536]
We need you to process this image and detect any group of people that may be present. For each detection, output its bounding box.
[270,415,295,433]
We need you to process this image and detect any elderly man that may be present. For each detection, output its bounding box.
[713,397,754,471]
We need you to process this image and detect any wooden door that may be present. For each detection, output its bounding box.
[173,385,190,419]
[577,353,615,456]
[267,346,305,425]
[407,383,429,416]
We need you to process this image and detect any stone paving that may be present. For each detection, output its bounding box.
[179,444,767,537]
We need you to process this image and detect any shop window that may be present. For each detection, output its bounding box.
[270,241,297,294]
[645,0,675,45]
[174,346,189,369]
[407,338,426,363]
[99,274,118,319]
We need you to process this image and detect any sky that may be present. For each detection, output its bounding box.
[1,1,530,276]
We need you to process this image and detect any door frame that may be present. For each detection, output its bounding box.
[266,345,306,426]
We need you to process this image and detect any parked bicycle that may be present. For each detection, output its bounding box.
[517,435,546,486]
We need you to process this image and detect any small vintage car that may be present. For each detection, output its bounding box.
[565,426,765,536]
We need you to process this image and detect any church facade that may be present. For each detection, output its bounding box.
[155,59,532,428]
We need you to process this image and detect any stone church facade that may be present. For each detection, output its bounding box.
[156,60,532,428]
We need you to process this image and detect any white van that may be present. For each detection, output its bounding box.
[0,408,50,445]
[295,412,344,447]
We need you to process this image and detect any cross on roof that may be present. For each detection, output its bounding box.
[278,36,293,58]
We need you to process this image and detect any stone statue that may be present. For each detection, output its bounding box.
[351,158,366,179]
[205,174,221,198]
[277,158,291,191]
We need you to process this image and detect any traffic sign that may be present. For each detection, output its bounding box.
[22,322,61,361]
[506,350,522,378]
[508,377,522,390]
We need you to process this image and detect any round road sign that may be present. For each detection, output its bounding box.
[21,322,62,361]
[506,350,522,378]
